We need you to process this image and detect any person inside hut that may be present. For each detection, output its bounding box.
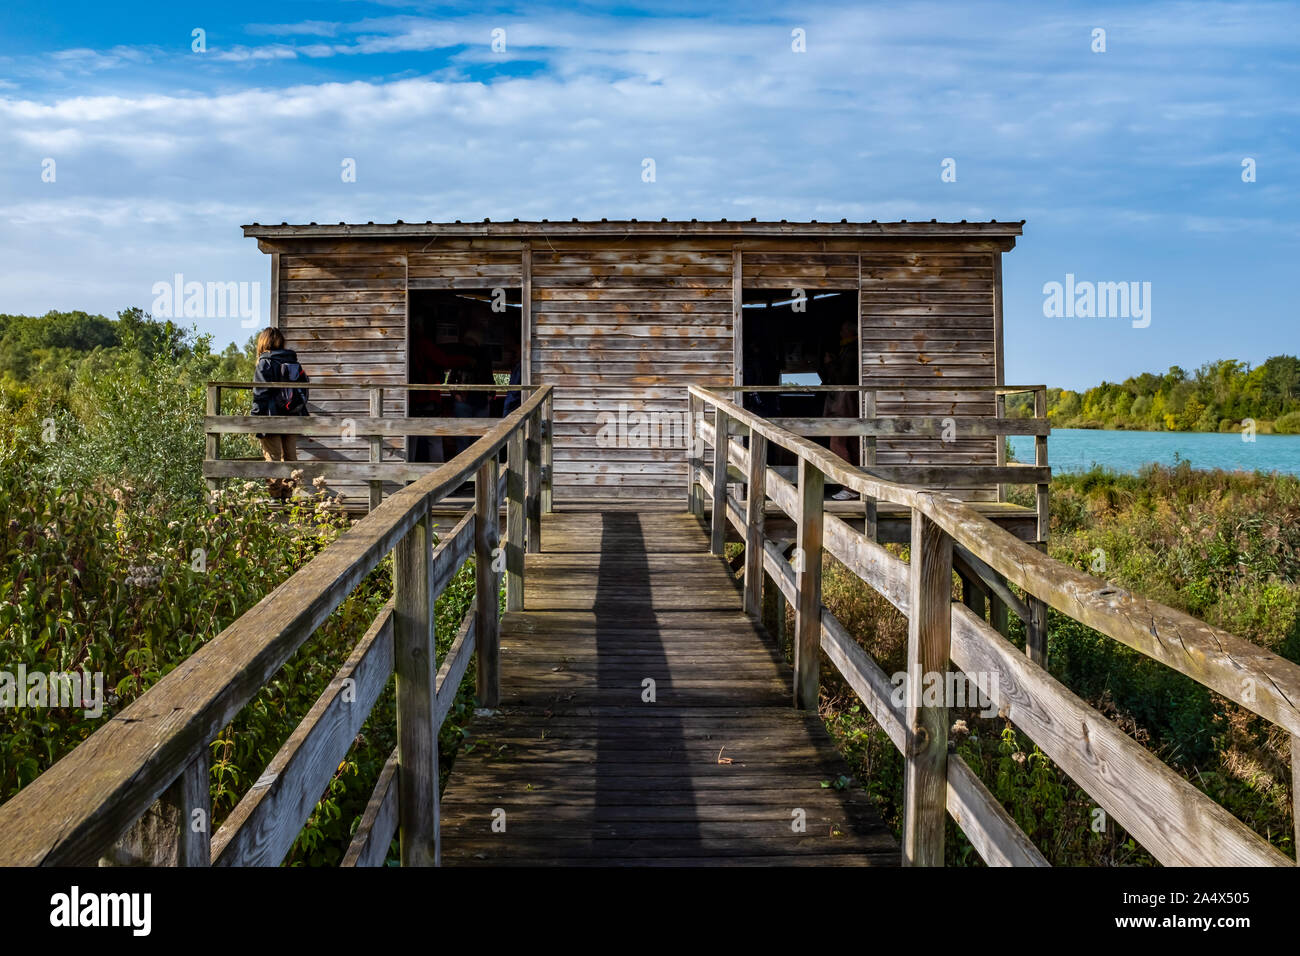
[447,327,493,458]
[821,317,859,500]
[250,327,309,500]
[409,329,474,463]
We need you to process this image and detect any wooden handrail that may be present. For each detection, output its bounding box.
[0,385,553,867]
[690,384,1300,866]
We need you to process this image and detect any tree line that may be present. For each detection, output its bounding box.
[1007,356,1300,434]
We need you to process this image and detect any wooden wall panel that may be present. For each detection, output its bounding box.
[276,254,407,504]
[532,249,734,499]
[859,251,999,501]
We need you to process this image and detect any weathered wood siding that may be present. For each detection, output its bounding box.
[258,228,1012,505]
[858,248,1000,501]
[532,245,734,499]
[277,254,406,504]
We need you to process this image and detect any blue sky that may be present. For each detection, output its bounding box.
[0,0,1296,390]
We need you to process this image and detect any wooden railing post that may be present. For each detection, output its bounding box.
[793,458,824,709]
[688,390,703,516]
[394,512,438,866]
[205,385,220,498]
[902,508,952,866]
[1034,387,1049,543]
[862,389,878,541]
[540,391,554,514]
[710,409,729,555]
[525,410,542,552]
[506,428,525,612]
[476,455,502,707]
[742,429,767,616]
[368,387,384,512]
[100,751,211,866]
[1026,386,1050,665]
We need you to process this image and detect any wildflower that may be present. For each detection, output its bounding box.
[242,482,257,492]
[951,719,969,737]
[312,476,327,488]
[1011,751,1027,765]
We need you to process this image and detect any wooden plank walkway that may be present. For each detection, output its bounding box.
[439,507,899,866]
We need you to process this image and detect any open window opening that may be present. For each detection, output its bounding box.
[407,288,523,463]
[740,289,861,485]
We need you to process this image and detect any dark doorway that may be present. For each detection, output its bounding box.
[407,288,523,463]
[739,289,861,475]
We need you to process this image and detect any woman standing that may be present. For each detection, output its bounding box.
[251,327,309,500]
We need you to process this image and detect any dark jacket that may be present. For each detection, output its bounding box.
[252,348,310,417]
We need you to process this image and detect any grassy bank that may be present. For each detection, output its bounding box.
[809,463,1300,864]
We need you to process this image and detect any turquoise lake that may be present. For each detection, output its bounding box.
[1009,428,1300,476]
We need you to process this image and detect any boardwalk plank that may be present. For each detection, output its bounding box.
[439,509,899,866]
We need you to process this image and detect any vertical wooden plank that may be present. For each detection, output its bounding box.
[710,409,729,555]
[793,458,824,710]
[476,455,502,707]
[993,252,1006,503]
[742,430,767,616]
[205,385,220,497]
[902,510,952,867]
[506,428,525,612]
[687,391,703,516]
[732,245,743,387]
[269,253,280,329]
[1034,386,1049,543]
[176,750,211,867]
[1027,592,1049,667]
[521,242,533,387]
[1292,735,1299,857]
[862,389,878,541]
[525,412,542,552]
[540,392,554,514]
[369,387,384,511]
[394,513,438,867]
[989,591,1010,638]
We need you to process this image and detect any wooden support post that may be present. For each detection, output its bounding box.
[710,409,729,555]
[540,392,554,514]
[762,566,780,638]
[1027,592,1049,667]
[995,392,1007,503]
[958,570,987,620]
[862,389,878,541]
[506,429,525,613]
[205,385,220,499]
[793,458,824,710]
[688,391,703,516]
[525,412,542,552]
[368,387,384,512]
[476,455,502,707]
[1034,387,1049,544]
[742,430,768,617]
[394,512,438,866]
[100,750,211,866]
[1293,735,1299,857]
[989,591,1010,638]
[902,509,953,867]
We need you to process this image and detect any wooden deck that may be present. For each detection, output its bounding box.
[438,507,899,866]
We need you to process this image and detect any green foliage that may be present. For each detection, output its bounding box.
[1006,355,1300,432]
[0,308,484,867]
[820,463,1300,865]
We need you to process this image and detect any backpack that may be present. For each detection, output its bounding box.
[257,351,309,415]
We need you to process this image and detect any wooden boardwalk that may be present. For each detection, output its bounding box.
[439,507,898,866]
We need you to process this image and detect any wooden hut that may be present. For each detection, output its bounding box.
[236,219,1036,525]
